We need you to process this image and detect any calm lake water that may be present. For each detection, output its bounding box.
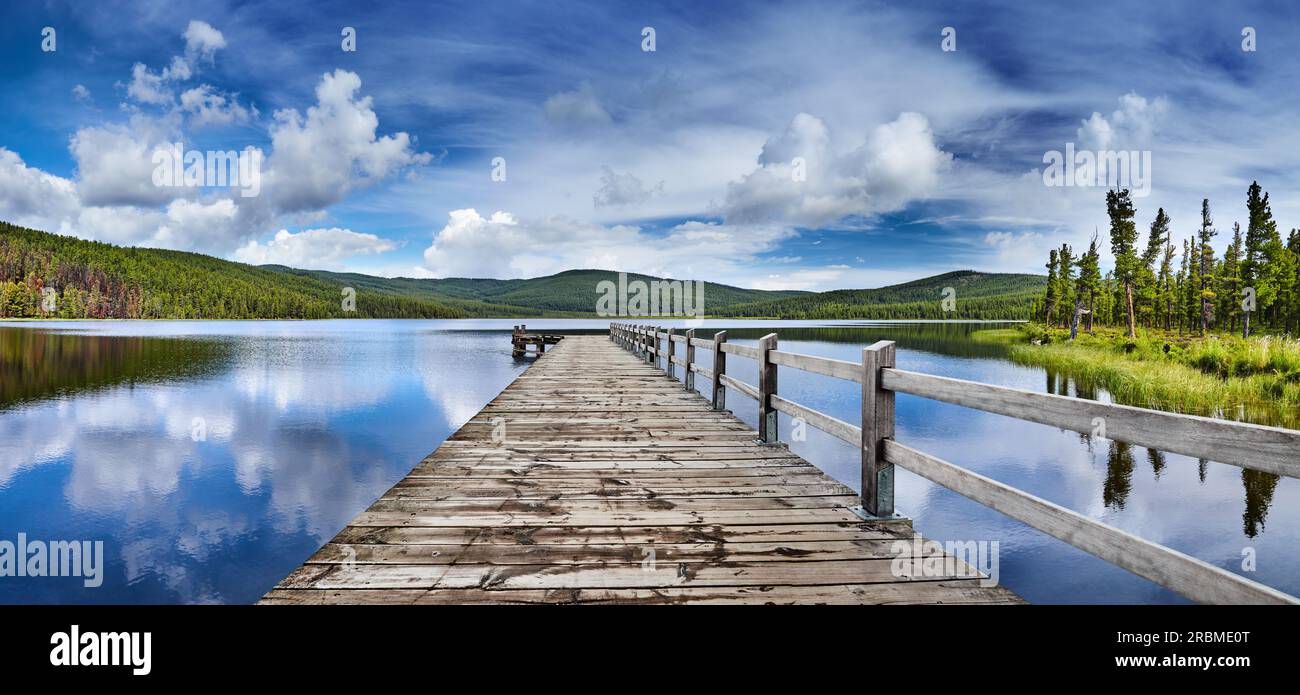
[0,319,1295,604]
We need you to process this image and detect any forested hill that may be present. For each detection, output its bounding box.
[711,270,1047,319]
[0,222,467,319]
[0,223,1044,319]
[277,267,809,315]
[0,223,803,318]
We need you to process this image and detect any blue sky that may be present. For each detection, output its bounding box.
[1,0,1298,290]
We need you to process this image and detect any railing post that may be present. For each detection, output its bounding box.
[647,326,656,365]
[684,329,695,391]
[666,328,676,379]
[757,333,779,444]
[861,340,897,517]
[711,331,727,410]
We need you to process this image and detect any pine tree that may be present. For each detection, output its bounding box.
[1158,240,1176,330]
[1139,208,1170,327]
[1243,181,1276,337]
[1071,234,1101,339]
[1198,199,1218,334]
[1057,243,1075,327]
[1220,222,1244,333]
[1043,248,1059,326]
[1107,189,1140,338]
[1180,237,1197,333]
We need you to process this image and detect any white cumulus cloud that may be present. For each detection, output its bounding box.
[234,228,399,269]
[421,208,790,283]
[264,69,431,214]
[724,111,951,227]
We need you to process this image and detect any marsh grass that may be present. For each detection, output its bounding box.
[975,325,1300,428]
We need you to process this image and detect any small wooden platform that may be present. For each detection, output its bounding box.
[261,335,1021,604]
[511,324,562,356]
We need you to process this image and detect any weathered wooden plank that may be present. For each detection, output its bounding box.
[883,439,1298,605]
[289,558,976,590]
[305,539,910,565]
[720,342,760,360]
[769,349,863,383]
[329,523,910,546]
[261,580,1019,605]
[719,374,760,401]
[771,394,859,446]
[882,367,1300,478]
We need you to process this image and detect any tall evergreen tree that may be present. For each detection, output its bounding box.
[1057,243,1075,327]
[1138,208,1170,327]
[1106,189,1140,338]
[1198,199,1218,334]
[1071,234,1101,339]
[1158,240,1176,330]
[1043,248,1059,326]
[1220,222,1244,332]
[1243,181,1276,337]
[1180,237,1197,333]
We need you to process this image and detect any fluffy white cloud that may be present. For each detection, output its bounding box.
[724,112,951,226]
[983,230,1048,272]
[264,69,430,214]
[183,20,226,62]
[233,227,398,269]
[0,150,247,252]
[153,198,240,250]
[1077,93,1167,151]
[180,85,256,127]
[0,148,81,227]
[1,34,420,261]
[124,21,224,107]
[69,116,181,207]
[127,62,173,104]
[421,208,791,283]
[72,84,91,101]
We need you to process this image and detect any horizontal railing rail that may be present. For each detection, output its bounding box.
[608,322,1300,605]
[881,369,1300,478]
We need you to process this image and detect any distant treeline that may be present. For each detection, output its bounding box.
[0,222,467,319]
[712,270,1045,319]
[1036,182,1300,338]
[0,223,809,320]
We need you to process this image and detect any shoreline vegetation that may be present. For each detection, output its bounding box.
[1008,182,1300,428]
[976,324,1300,429]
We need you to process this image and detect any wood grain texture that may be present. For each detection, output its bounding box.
[883,368,1300,478]
[261,334,1020,605]
[884,440,1298,605]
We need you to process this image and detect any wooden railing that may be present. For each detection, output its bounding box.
[608,322,1300,605]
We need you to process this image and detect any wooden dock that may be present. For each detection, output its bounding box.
[510,324,562,357]
[261,334,1020,604]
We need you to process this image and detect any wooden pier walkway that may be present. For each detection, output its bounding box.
[261,334,1020,604]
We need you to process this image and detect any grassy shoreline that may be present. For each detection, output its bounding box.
[974,324,1300,428]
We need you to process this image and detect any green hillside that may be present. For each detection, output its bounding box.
[0,224,804,319]
[283,267,809,315]
[0,222,466,319]
[0,223,1046,320]
[713,270,1047,319]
